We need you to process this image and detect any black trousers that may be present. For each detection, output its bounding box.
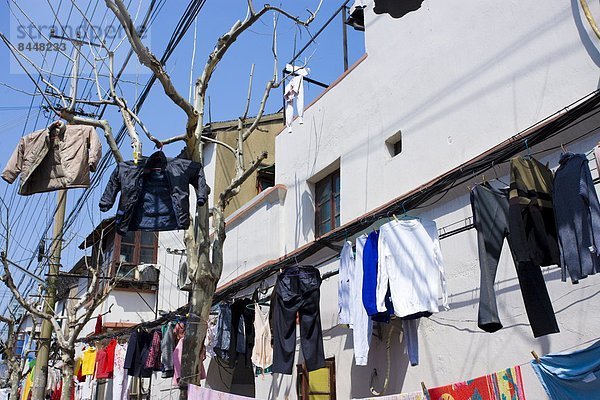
[471,183,559,337]
[272,265,325,374]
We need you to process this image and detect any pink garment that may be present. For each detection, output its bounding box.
[172,338,183,386]
[187,384,256,399]
[595,145,600,175]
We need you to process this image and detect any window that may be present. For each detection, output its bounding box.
[257,164,275,193]
[297,358,336,400]
[386,130,402,158]
[114,231,158,272]
[315,170,340,237]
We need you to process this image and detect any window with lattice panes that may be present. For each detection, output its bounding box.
[297,358,336,400]
[315,170,340,237]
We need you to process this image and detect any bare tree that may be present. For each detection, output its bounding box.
[0,211,126,400]
[1,0,322,397]
[0,309,35,400]
[104,1,322,394]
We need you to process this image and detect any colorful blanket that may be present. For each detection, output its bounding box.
[427,365,526,400]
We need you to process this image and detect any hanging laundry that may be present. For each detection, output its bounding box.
[251,304,273,370]
[2,123,102,196]
[531,340,600,399]
[508,156,560,337]
[94,315,103,335]
[188,384,257,399]
[21,359,34,400]
[205,314,218,358]
[471,181,560,337]
[99,150,208,234]
[376,218,448,317]
[124,329,152,378]
[172,337,183,386]
[338,240,354,325]
[284,64,310,133]
[272,265,325,374]
[112,342,129,400]
[427,365,526,400]
[553,152,600,283]
[145,328,162,371]
[81,347,97,376]
[161,322,175,378]
[595,142,600,175]
[0,388,8,400]
[352,234,373,366]
[215,303,232,361]
[364,229,394,322]
[94,347,108,379]
[353,391,425,400]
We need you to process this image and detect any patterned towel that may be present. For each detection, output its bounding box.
[428,365,526,400]
[353,392,425,400]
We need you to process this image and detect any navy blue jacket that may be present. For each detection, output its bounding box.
[553,152,600,283]
[99,151,208,234]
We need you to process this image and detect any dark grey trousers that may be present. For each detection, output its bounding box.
[471,183,559,337]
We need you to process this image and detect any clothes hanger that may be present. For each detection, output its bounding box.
[398,202,420,221]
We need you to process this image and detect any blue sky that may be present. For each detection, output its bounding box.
[0,1,364,311]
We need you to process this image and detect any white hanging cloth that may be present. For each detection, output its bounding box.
[284,64,310,133]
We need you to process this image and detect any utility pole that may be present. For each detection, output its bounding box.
[31,189,67,399]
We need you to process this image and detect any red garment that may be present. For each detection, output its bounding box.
[173,322,185,342]
[95,348,109,379]
[94,315,103,334]
[50,380,62,400]
[145,329,162,371]
[104,339,117,375]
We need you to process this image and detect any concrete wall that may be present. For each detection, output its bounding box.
[212,114,283,218]
[211,0,600,399]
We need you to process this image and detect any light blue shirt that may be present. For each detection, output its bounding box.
[531,340,600,400]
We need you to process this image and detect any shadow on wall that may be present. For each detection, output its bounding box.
[350,321,410,398]
[374,0,425,18]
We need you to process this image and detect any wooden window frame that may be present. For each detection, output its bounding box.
[297,358,336,400]
[109,232,158,277]
[315,170,340,237]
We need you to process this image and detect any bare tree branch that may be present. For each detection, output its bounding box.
[105,0,197,122]
[219,151,268,209]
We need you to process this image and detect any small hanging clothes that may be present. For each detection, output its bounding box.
[338,240,354,325]
[172,337,183,386]
[531,340,600,399]
[161,323,175,378]
[284,64,309,133]
[251,304,273,370]
[145,329,162,371]
[352,234,373,366]
[112,343,129,400]
[428,365,526,400]
[81,347,97,376]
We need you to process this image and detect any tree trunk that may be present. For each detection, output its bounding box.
[180,202,214,399]
[9,365,20,400]
[60,352,75,400]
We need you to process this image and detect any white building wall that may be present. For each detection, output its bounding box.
[212,0,600,399]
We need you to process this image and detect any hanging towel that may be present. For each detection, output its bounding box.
[187,384,257,399]
[427,365,526,400]
[531,340,600,400]
[284,64,310,133]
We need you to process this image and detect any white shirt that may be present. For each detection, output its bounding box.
[376,218,448,317]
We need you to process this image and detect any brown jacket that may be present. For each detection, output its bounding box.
[2,124,102,195]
